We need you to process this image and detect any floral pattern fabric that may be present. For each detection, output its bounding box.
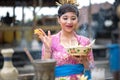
[42,31,94,80]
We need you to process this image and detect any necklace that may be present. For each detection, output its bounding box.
[60,37,78,48]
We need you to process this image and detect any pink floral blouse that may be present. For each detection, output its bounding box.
[41,31,94,80]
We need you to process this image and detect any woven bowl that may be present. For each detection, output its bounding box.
[67,46,91,56]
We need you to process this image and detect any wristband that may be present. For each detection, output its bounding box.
[84,68,91,80]
[84,68,90,73]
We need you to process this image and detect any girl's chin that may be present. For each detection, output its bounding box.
[64,27,75,32]
[65,30,74,33]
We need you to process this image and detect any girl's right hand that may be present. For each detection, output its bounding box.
[35,28,52,50]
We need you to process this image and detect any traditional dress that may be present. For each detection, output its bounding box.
[42,31,94,80]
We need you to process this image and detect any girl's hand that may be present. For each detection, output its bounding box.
[35,28,52,50]
[72,55,89,69]
[81,56,89,69]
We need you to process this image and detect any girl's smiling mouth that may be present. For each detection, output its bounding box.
[66,25,73,28]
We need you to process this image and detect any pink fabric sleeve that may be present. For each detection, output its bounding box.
[41,44,45,59]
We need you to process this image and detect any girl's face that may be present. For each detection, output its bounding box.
[58,12,78,33]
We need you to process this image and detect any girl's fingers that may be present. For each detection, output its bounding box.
[40,36,49,48]
[48,30,51,38]
[35,29,51,49]
[38,28,46,36]
[38,35,44,42]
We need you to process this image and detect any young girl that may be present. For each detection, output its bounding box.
[37,4,94,80]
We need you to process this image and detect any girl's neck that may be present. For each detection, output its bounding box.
[60,30,75,39]
[60,30,78,47]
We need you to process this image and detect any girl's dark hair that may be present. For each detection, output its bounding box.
[58,4,79,17]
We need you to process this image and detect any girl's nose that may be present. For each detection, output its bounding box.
[67,19,72,24]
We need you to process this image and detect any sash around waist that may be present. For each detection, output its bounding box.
[55,64,84,77]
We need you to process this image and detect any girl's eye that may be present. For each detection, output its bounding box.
[62,17,77,21]
[63,18,68,20]
[63,18,76,20]
[71,18,76,20]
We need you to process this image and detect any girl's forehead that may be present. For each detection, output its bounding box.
[61,12,77,17]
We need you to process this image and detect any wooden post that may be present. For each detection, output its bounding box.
[13,6,15,25]
[22,6,25,25]
[33,0,37,29]
[88,0,92,40]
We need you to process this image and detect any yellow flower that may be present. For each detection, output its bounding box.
[80,75,88,80]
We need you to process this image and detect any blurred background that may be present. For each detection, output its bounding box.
[0,0,120,80]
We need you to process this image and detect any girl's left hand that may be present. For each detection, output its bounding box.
[72,55,89,69]
[81,56,89,69]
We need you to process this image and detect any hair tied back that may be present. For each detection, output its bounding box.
[56,0,79,6]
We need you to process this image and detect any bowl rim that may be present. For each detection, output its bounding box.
[66,46,91,56]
